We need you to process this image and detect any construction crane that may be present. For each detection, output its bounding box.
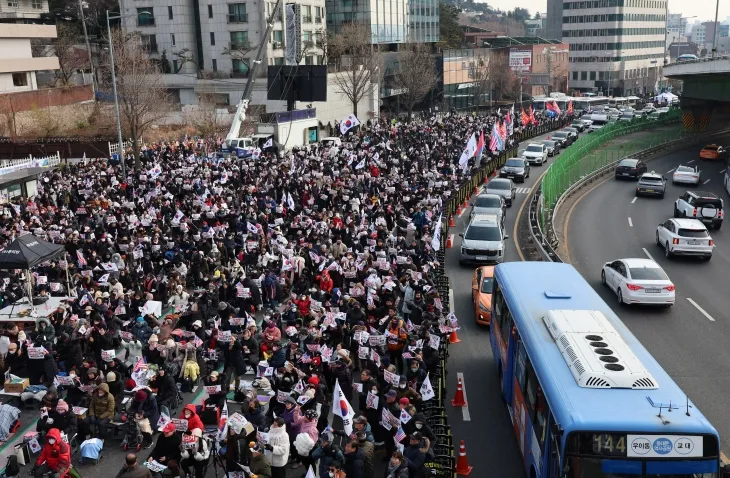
[224,0,284,148]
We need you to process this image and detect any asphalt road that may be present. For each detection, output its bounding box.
[443,130,560,478]
[565,134,730,455]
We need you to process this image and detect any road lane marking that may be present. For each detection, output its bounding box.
[459,206,468,218]
[456,372,471,422]
[628,217,633,227]
[562,175,613,264]
[721,169,726,174]
[514,167,551,262]
[688,160,695,163]
[449,288,455,313]
[666,168,675,173]
[642,248,655,261]
[631,197,637,204]
[703,178,711,184]
[449,234,454,246]
[687,298,715,322]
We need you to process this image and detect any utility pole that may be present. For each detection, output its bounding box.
[711,0,720,57]
[78,0,95,94]
[545,49,552,96]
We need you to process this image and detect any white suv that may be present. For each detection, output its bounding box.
[521,143,548,165]
[674,191,724,230]
[656,218,714,261]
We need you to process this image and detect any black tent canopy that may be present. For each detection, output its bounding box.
[0,234,65,269]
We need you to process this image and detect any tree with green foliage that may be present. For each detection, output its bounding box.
[507,7,531,23]
[438,1,463,49]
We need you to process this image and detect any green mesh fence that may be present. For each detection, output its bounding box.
[541,110,685,219]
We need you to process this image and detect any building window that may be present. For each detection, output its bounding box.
[232,58,250,77]
[171,33,176,46]
[31,0,41,9]
[141,34,158,52]
[168,6,173,19]
[317,55,324,65]
[305,55,313,65]
[273,57,284,65]
[172,59,178,72]
[314,6,322,21]
[230,31,249,49]
[572,71,578,81]
[580,71,587,80]
[228,3,247,23]
[302,30,312,42]
[302,5,311,22]
[212,59,217,71]
[272,29,283,43]
[210,32,215,45]
[12,73,27,87]
[589,71,596,80]
[7,0,18,7]
[137,8,154,26]
[208,4,213,18]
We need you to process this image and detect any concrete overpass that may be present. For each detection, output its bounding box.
[664,56,730,132]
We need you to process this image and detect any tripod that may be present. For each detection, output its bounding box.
[206,435,228,478]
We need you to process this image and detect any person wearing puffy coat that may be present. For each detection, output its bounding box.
[132,317,153,343]
[86,383,115,440]
[179,429,210,478]
[180,404,204,433]
[33,428,71,478]
[265,417,290,477]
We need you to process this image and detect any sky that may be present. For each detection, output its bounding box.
[480,0,730,23]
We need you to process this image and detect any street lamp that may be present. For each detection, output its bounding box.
[711,0,720,57]
[106,9,153,177]
[603,51,617,97]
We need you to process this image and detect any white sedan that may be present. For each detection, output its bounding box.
[672,165,701,185]
[601,258,675,306]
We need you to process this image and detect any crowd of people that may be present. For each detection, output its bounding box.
[0,108,564,478]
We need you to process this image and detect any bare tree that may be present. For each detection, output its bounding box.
[103,29,173,168]
[31,23,88,86]
[489,54,520,102]
[187,93,228,154]
[328,23,381,118]
[468,53,490,109]
[391,43,438,119]
[173,48,200,73]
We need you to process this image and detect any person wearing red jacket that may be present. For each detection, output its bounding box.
[293,295,311,317]
[33,428,71,478]
[180,404,204,433]
[317,271,334,293]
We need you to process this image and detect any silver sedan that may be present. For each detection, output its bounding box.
[672,165,701,185]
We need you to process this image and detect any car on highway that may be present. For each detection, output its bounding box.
[550,131,571,146]
[470,193,505,224]
[588,114,609,132]
[541,139,560,156]
[614,158,647,179]
[578,115,593,127]
[471,265,494,325]
[647,110,667,121]
[671,164,701,185]
[635,172,666,198]
[570,120,586,132]
[601,258,675,306]
[484,178,516,207]
[656,218,714,260]
[699,144,727,160]
[459,214,507,265]
[674,191,724,229]
[521,143,548,165]
[562,127,580,142]
[618,112,636,122]
[499,157,530,183]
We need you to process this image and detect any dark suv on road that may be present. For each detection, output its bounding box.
[615,158,647,180]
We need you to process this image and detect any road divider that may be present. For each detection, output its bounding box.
[628,217,633,227]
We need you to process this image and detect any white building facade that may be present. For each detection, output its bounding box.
[0,23,59,93]
[556,0,667,95]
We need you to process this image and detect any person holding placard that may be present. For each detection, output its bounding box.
[148,422,181,474]
[179,429,209,478]
[202,370,228,409]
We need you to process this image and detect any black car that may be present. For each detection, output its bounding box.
[615,158,647,179]
[551,131,571,147]
[541,140,561,156]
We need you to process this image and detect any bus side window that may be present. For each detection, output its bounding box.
[524,355,550,452]
[493,283,505,320]
[500,307,512,347]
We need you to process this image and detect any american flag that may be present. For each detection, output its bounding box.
[193,336,203,348]
[394,427,407,443]
[300,353,312,364]
[76,250,87,267]
[489,123,503,152]
[134,356,147,372]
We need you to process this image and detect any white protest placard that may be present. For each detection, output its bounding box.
[429,334,441,350]
[227,413,248,434]
[228,318,245,326]
[264,367,274,377]
[358,346,369,360]
[28,346,46,360]
[72,407,88,416]
[37,276,47,285]
[182,434,197,449]
[101,349,115,362]
[366,392,379,409]
[256,430,270,444]
[55,375,74,386]
[171,418,188,432]
[205,385,221,395]
[145,461,167,473]
[157,414,171,430]
[276,390,291,403]
[218,331,232,342]
[353,383,363,393]
[383,370,400,386]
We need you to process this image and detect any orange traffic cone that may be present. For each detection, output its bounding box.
[449,328,461,344]
[455,440,473,476]
[473,186,479,196]
[456,204,462,215]
[446,235,453,248]
[449,215,455,228]
[483,175,489,184]
[462,199,468,210]
[451,378,467,407]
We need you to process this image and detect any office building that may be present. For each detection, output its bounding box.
[0,23,59,93]
[555,0,667,96]
[325,0,439,44]
[119,0,326,104]
[0,0,49,22]
[667,13,688,38]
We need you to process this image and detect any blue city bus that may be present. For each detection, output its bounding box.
[491,262,720,478]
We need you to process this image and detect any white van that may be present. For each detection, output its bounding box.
[588,114,609,132]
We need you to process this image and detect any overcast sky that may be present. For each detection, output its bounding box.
[482,0,729,23]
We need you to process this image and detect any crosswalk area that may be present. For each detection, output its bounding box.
[515,187,532,194]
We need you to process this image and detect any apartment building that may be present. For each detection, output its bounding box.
[0,23,59,93]
[119,0,326,104]
[0,0,49,22]
[325,0,439,44]
[548,0,667,96]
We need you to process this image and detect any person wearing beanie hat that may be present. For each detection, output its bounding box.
[132,316,153,343]
[180,428,210,478]
[247,441,272,478]
[107,371,117,382]
[312,430,344,478]
[37,398,74,436]
[131,389,160,446]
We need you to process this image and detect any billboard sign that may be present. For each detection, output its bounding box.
[509,49,532,72]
